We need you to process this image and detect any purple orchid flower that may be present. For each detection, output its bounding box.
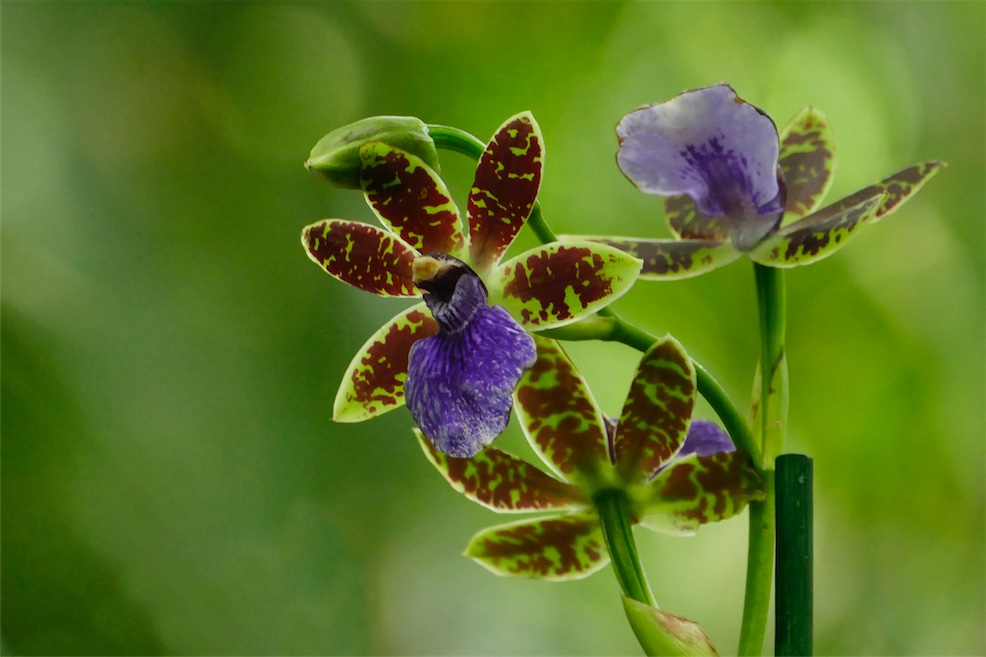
[617,83,785,252]
[567,83,943,279]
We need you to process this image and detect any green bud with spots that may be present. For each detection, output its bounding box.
[305,116,440,190]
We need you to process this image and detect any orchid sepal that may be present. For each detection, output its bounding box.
[465,512,610,581]
[332,302,437,422]
[490,242,642,329]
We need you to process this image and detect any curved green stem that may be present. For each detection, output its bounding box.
[594,488,656,607]
[738,470,776,657]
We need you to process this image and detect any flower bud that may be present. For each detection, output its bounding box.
[305,116,440,189]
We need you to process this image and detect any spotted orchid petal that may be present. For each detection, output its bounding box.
[415,429,584,513]
[565,236,741,280]
[490,242,641,328]
[358,142,466,257]
[333,303,438,422]
[614,336,696,484]
[468,111,543,273]
[750,193,887,267]
[406,263,536,457]
[302,219,418,297]
[465,512,609,581]
[618,84,783,251]
[778,107,836,224]
[640,450,766,536]
[752,160,945,267]
[513,337,614,487]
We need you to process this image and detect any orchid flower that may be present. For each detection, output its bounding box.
[302,112,641,456]
[572,83,944,279]
[417,336,765,579]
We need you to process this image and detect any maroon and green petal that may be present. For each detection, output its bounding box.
[358,142,466,256]
[818,161,945,226]
[490,242,641,328]
[614,336,696,484]
[640,450,766,536]
[568,236,741,280]
[302,219,418,297]
[749,193,887,267]
[465,512,609,581]
[665,194,730,241]
[333,303,438,422]
[415,429,583,513]
[778,107,836,224]
[468,112,543,273]
[513,337,614,487]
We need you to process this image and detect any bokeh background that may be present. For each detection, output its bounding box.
[3,2,983,655]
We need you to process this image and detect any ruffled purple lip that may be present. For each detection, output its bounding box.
[407,254,536,457]
[617,83,785,251]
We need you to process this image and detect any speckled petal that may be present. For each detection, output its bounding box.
[415,429,584,513]
[490,242,641,329]
[302,219,418,297]
[614,335,696,483]
[513,336,614,486]
[778,107,836,224]
[333,303,438,422]
[465,512,609,581]
[406,302,536,458]
[359,142,466,257]
[617,84,783,250]
[468,112,543,273]
[566,235,740,280]
[640,450,766,536]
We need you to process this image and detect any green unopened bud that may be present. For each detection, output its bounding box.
[305,116,440,190]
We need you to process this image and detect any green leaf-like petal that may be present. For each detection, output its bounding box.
[622,596,720,657]
[563,235,741,280]
[414,429,583,513]
[513,337,614,488]
[359,142,466,257]
[822,160,945,226]
[778,107,836,225]
[490,242,641,328]
[640,451,766,536]
[333,303,437,422]
[465,512,609,581]
[749,193,886,267]
[302,219,418,297]
[468,111,543,273]
[614,336,696,484]
[665,194,730,241]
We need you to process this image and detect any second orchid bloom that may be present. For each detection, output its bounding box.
[419,336,765,580]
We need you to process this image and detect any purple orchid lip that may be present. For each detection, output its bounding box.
[407,254,536,458]
[617,83,784,251]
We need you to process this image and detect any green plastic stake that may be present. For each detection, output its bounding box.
[775,454,813,656]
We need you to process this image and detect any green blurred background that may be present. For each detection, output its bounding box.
[3,2,983,655]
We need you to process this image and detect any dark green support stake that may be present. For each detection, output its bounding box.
[776,454,813,656]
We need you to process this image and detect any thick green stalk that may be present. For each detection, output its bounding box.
[594,488,656,607]
[775,454,813,656]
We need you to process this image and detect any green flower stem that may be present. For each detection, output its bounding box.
[738,471,776,657]
[775,454,813,656]
[594,488,656,608]
[427,124,486,159]
[738,263,789,657]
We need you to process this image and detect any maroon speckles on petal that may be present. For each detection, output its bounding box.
[501,246,612,325]
[360,144,464,255]
[468,113,543,272]
[303,219,418,297]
